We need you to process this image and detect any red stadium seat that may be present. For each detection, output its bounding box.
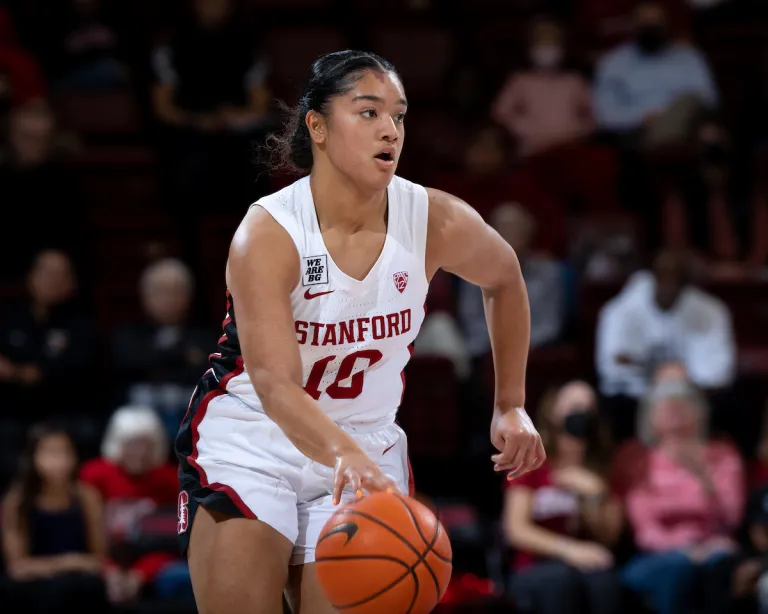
[368,26,455,102]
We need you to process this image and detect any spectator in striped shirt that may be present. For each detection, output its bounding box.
[615,376,746,614]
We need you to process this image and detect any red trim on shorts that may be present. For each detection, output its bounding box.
[187,359,256,519]
[406,456,415,497]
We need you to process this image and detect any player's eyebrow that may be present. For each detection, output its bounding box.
[351,94,408,107]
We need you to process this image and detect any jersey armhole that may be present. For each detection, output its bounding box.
[413,184,430,286]
[250,202,303,292]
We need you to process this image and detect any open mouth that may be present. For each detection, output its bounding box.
[374,151,394,162]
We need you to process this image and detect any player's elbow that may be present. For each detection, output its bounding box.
[249,367,298,413]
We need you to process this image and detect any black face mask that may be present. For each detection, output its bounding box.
[700,143,729,167]
[636,25,668,54]
[562,410,597,440]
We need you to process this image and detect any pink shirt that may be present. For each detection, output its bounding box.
[492,71,594,156]
[621,441,745,552]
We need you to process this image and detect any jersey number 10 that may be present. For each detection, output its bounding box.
[304,350,384,400]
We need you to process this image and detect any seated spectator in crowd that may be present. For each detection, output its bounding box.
[594,0,718,147]
[726,484,768,614]
[492,17,595,158]
[459,203,567,365]
[0,250,95,421]
[663,119,768,276]
[0,104,85,283]
[596,250,735,442]
[503,381,622,614]
[573,0,692,62]
[615,377,745,614]
[111,259,213,439]
[432,125,566,254]
[42,0,128,91]
[0,7,46,118]
[1,423,109,613]
[80,405,187,605]
[151,0,271,215]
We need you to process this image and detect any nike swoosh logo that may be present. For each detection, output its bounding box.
[318,521,359,545]
[304,289,335,300]
[383,443,396,455]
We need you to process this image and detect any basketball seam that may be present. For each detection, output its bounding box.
[324,509,440,611]
[392,494,443,602]
[392,494,451,563]
[317,555,418,610]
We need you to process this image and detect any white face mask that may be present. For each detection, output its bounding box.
[530,44,563,69]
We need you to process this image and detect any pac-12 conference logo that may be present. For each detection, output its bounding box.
[303,255,329,286]
[393,271,408,293]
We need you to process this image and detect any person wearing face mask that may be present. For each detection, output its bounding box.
[594,0,718,144]
[492,17,594,157]
[502,381,623,614]
[663,120,768,276]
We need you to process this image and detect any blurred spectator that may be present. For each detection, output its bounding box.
[615,377,745,614]
[0,250,95,421]
[151,0,271,216]
[752,404,768,489]
[459,203,567,362]
[80,406,187,605]
[574,0,692,61]
[593,0,718,147]
[728,484,768,614]
[413,312,469,380]
[492,17,594,158]
[503,381,622,614]
[111,259,213,439]
[433,125,567,255]
[663,119,768,276]
[41,0,128,91]
[596,250,735,441]
[1,423,109,613]
[0,6,46,116]
[0,103,85,283]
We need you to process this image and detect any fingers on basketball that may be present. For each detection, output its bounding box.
[315,491,452,614]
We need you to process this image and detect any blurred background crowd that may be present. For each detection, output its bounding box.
[1,0,768,612]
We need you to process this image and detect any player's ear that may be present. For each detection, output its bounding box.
[306,110,326,145]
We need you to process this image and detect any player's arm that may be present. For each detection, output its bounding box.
[425,188,544,476]
[227,207,395,501]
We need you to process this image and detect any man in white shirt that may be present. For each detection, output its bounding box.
[595,250,735,440]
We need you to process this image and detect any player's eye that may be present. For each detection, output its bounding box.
[394,113,406,124]
[361,109,377,119]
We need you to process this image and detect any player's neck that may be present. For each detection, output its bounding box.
[309,166,387,233]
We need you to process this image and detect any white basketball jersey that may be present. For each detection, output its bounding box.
[222,175,429,425]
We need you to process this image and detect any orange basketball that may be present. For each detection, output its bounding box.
[315,491,452,614]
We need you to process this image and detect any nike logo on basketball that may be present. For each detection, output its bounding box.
[319,521,359,545]
[304,289,335,300]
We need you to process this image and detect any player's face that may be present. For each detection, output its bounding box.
[323,70,407,191]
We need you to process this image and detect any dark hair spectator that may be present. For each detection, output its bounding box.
[503,381,622,614]
[0,250,95,426]
[1,423,109,613]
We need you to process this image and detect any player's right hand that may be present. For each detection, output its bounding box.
[333,450,398,505]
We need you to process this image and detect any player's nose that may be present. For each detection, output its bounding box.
[379,116,399,141]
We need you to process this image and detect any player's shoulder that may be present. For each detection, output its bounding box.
[252,175,308,215]
[423,186,481,227]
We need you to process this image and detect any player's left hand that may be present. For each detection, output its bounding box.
[490,407,545,480]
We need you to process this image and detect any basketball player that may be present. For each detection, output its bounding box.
[175,50,545,614]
